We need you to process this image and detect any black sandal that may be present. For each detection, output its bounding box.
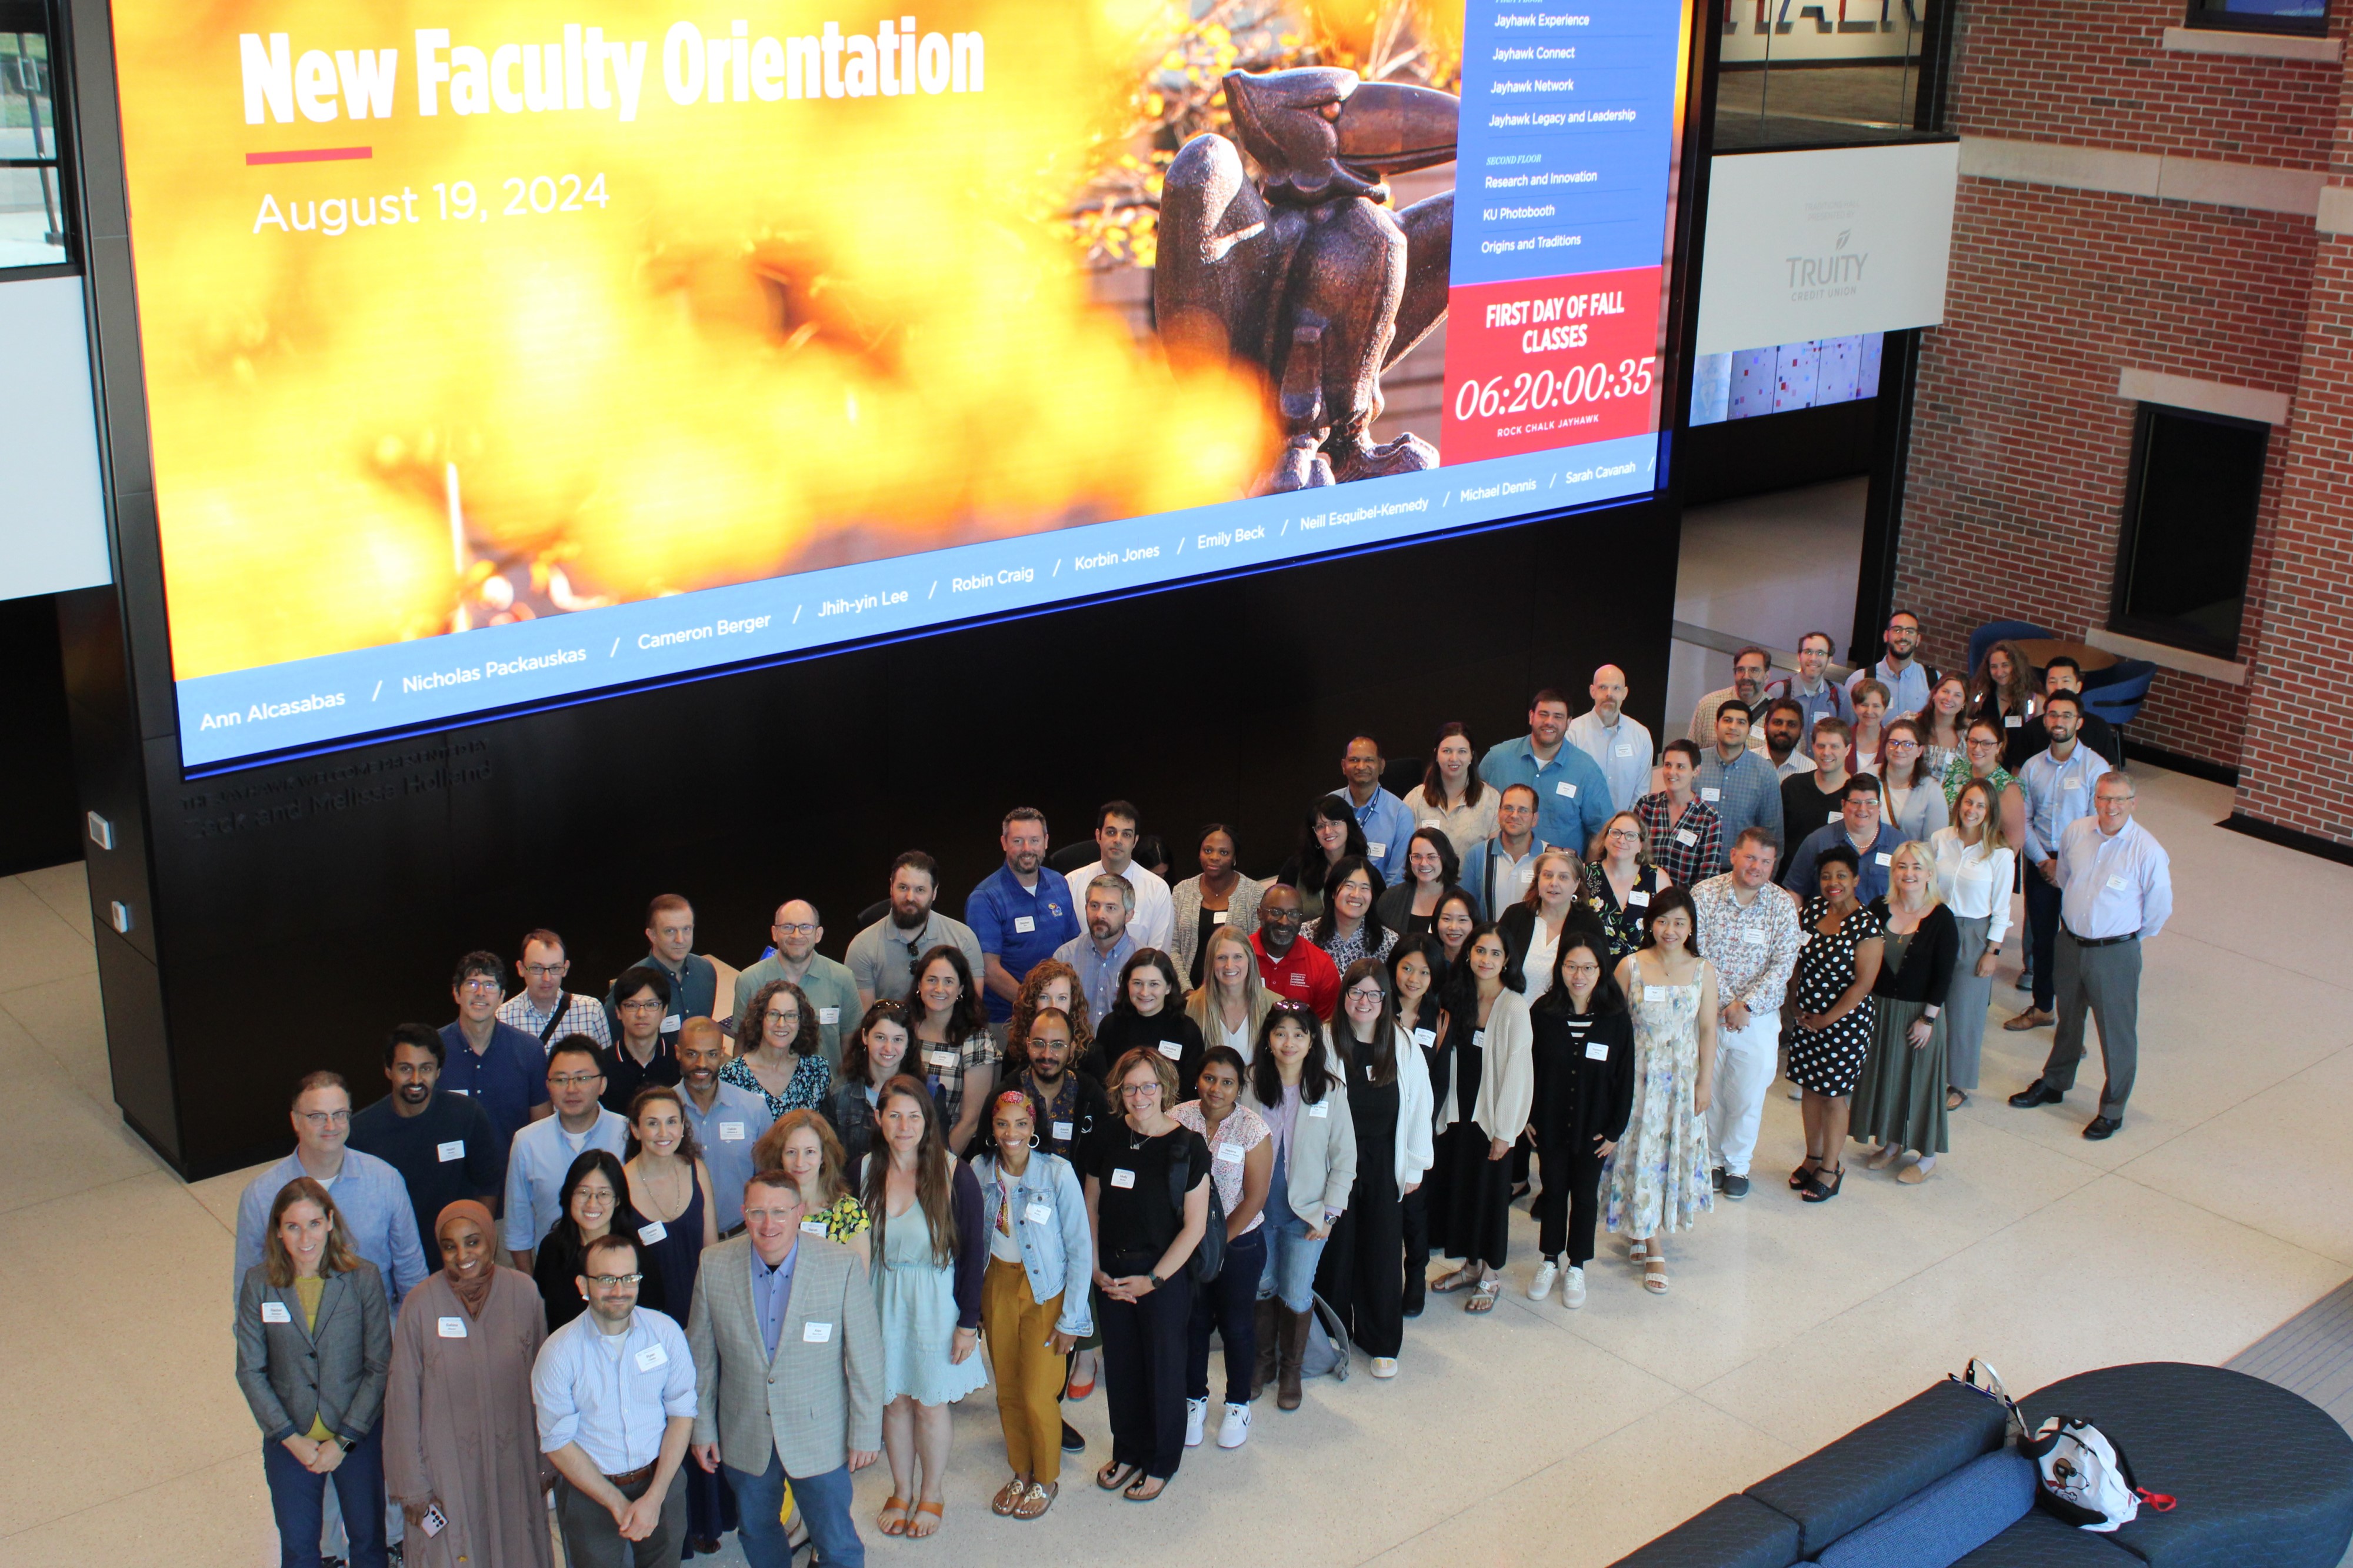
[1947,1088,1969,1110]
[1801,1165,1845,1203]
[1789,1156,1822,1190]
[1096,1460,1141,1492]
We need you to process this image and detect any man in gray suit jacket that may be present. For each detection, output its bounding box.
[688,1172,882,1568]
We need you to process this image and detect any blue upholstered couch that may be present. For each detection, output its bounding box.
[1612,1362,2353,1568]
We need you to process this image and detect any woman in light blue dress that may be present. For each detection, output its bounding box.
[865,1075,986,1539]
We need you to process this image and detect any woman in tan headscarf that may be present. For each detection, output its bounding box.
[384,1200,555,1567]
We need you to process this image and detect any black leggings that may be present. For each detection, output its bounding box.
[1532,1139,1606,1267]
[1186,1226,1265,1405]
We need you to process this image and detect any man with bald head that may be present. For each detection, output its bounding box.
[732,899,859,1067]
[1567,664,1655,813]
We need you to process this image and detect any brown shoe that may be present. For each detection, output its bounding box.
[2003,1008,2054,1032]
[1275,1303,1310,1411]
[1251,1298,1278,1400]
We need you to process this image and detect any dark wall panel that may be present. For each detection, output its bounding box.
[127,501,1678,1177]
[0,595,81,877]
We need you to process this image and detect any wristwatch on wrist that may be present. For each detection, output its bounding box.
[1146,1271,1165,1289]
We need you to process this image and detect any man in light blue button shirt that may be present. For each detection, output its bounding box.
[1566,665,1655,813]
[1844,610,1934,721]
[1054,876,1142,1032]
[2009,692,2109,1030]
[1332,736,1416,885]
[1479,689,1614,860]
[676,1020,775,1235]
[505,1037,631,1271]
[2009,772,2172,1140]
[1696,700,1785,860]
[234,1070,428,1315]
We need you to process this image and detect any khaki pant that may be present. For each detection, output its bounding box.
[984,1257,1068,1483]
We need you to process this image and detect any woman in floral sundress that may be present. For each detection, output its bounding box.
[1603,884,1717,1297]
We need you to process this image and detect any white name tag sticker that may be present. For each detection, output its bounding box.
[1051,1120,1074,1141]
[1366,841,1388,859]
[1307,1101,1329,1118]
[1109,1168,1136,1189]
[638,1221,668,1245]
[634,1342,669,1372]
[1676,829,1699,847]
[1645,985,1667,1000]
[1218,1142,1245,1163]
[2004,715,2022,728]
[925,1049,958,1069]
[1701,787,1721,802]
[1412,1027,1435,1047]
[1014,915,1036,934]
[1875,853,1892,867]
[1555,782,1577,798]
[662,1013,682,1033]
[437,1316,467,1339]
[718,1122,745,1142]
[1025,1202,1054,1225]
[447,1087,469,1095]
[818,1007,841,1025]
[1472,1029,1487,1047]
[436,1140,466,1162]
[800,1219,828,1236]
[2106,874,2129,892]
[1740,929,1764,946]
[1585,1040,1612,1062]
[261,1300,292,1324]
[1617,743,1635,757]
[1518,866,1537,887]
[1627,889,1651,907]
[802,1321,832,1343]
[1156,1042,1182,1060]
[1422,816,1443,829]
[1211,910,1229,925]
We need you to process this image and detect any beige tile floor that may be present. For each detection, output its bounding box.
[2,765,2347,1567]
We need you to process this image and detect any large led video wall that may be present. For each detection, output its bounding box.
[112,0,1694,769]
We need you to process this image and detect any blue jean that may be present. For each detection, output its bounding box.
[729,1452,862,1568]
[262,1429,386,1568]
[1258,1150,1328,1311]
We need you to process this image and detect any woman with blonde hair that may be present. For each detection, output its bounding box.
[1185,922,1274,1063]
[1853,840,1959,1183]
[1931,779,2014,1110]
[752,1107,871,1266]
[1497,849,1598,1002]
[1581,812,1669,965]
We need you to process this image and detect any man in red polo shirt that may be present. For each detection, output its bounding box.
[1250,883,1339,1021]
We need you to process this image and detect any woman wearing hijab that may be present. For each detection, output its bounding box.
[384,1200,554,1568]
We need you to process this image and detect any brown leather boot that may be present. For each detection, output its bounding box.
[1252,1297,1278,1400]
[1277,1302,1311,1411]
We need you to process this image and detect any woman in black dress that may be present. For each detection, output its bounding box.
[1322,959,1432,1378]
[1785,846,1884,1202]
[1525,932,1634,1309]
[1582,811,1668,966]
[1388,935,1452,1318]
[530,1149,666,1330]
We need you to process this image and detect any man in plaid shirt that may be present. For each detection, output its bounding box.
[1636,739,1725,886]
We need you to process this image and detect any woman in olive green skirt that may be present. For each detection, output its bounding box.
[1853,842,1959,1184]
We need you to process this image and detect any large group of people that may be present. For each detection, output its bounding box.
[232,617,2177,1567]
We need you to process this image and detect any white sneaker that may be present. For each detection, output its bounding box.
[1561,1266,1587,1308]
[1184,1396,1207,1447]
[1370,1356,1398,1378]
[1528,1259,1559,1299]
[1218,1402,1252,1449]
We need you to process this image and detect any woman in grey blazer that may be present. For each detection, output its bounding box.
[235,1176,394,1568]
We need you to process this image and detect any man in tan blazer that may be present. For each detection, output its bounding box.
[687,1172,881,1568]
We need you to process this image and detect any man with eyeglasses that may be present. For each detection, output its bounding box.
[2006,692,2111,1035]
[846,851,986,1009]
[968,808,1082,1043]
[1784,773,1901,905]
[603,965,685,1114]
[1764,631,1852,738]
[348,1022,503,1252]
[605,895,718,1045]
[731,900,859,1067]
[1844,609,1937,721]
[1059,800,1175,953]
[1459,783,1550,921]
[499,928,613,1049]
[534,1232,699,1568]
[506,1038,631,1274]
[438,949,554,1155]
[1250,883,1340,1021]
[234,1070,428,1314]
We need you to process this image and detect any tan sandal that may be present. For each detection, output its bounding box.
[1096,1460,1140,1492]
[1629,1237,1648,1263]
[908,1499,945,1538]
[991,1477,1029,1516]
[1429,1266,1479,1294]
[878,1496,912,1536]
[1867,1143,1901,1170]
[1014,1479,1057,1519]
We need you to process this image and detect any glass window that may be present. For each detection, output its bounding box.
[2185,0,2328,36]
[2,2,69,273]
[1715,0,1936,149]
[2110,404,2267,658]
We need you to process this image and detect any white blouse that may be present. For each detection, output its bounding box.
[1930,827,2014,944]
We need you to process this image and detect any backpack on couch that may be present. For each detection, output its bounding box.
[2023,1414,2175,1533]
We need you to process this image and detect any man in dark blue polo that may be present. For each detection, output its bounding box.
[967,806,1080,1042]
[438,949,552,1155]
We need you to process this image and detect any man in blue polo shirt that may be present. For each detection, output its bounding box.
[438,949,552,1155]
[1333,735,1415,884]
[968,806,1080,1038]
[1478,689,1614,860]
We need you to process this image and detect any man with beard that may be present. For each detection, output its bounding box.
[1761,698,1817,782]
[1250,882,1340,1022]
[846,850,984,1007]
[1058,800,1175,952]
[1845,609,1937,720]
[350,1023,503,1251]
[968,808,1081,1043]
[1688,648,1771,751]
[1566,664,1657,813]
[1481,688,1614,861]
[730,899,859,1066]
[675,1017,775,1236]
[1052,875,1141,1032]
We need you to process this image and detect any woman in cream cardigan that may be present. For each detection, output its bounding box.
[1422,923,1534,1316]
[1241,1002,1357,1411]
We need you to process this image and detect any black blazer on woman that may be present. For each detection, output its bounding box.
[1527,1007,1635,1153]
[1867,900,1959,1005]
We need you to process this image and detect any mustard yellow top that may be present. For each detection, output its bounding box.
[294,1275,332,1441]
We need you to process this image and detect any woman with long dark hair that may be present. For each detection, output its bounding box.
[1423,923,1533,1316]
[1605,885,1717,1296]
[1970,639,2041,770]
[1242,1002,1357,1408]
[1327,958,1432,1377]
[1276,796,1368,923]
[1307,854,1394,972]
[1171,1045,1272,1446]
[864,1076,986,1537]
[905,944,998,1155]
[1374,828,1461,940]
[1402,722,1497,860]
[1879,718,1951,846]
[1525,935,1634,1308]
[531,1149,664,1330]
[722,977,834,1116]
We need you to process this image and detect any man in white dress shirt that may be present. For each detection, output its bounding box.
[1059,799,1175,952]
[1566,665,1655,813]
[2007,773,2172,1139]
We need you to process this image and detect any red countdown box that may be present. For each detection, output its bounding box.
[1439,265,1665,465]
